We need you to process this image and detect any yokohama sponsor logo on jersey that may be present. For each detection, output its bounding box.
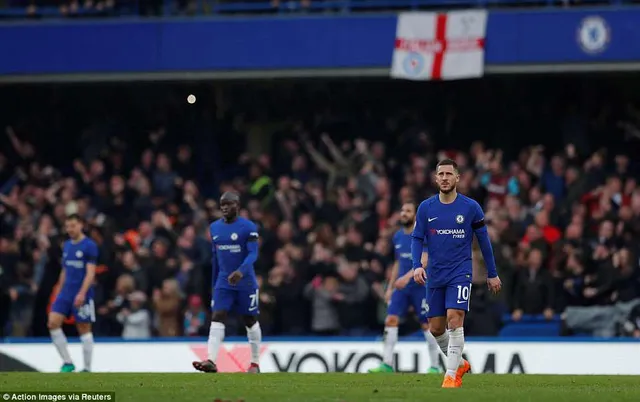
[217,244,241,252]
[434,229,465,235]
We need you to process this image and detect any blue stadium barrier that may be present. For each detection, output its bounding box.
[498,314,563,337]
[501,313,562,323]
[0,0,635,19]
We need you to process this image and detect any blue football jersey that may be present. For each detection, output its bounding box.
[210,217,259,289]
[412,194,485,287]
[392,229,426,289]
[61,237,99,297]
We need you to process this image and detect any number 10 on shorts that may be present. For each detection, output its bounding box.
[457,285,470,301]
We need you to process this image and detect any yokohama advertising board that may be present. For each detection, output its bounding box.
[1,341,639,374]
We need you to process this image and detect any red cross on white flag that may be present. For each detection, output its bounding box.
[390,10,488,81]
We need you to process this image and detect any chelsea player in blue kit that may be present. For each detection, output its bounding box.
[49,214,99,372]
[192,192,262,374]
[412,159,502,388]
[369,202,442,374]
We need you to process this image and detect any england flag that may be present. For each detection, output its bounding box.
[390,10,488,81]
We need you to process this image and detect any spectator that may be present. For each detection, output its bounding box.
[97,273,135,336]
[153,278,182,337]
[183,295,206,337]
[511,249,555,321]
[117,291,151,339]
[304,275,341,336]
[335,259,369,336]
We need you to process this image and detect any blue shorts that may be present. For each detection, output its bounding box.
[426,282,472,318]
[211,288,260,316]
[51,294,96,323]
[387,286,429,323]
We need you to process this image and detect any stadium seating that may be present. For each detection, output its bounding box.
[499,315,562,337]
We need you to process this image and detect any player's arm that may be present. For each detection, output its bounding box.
[76,244,98,307]
[401,246,428,288]
[410,207,427,268]
[211,240,219,287]
[472,202,502,294]
[411,202,428,285]
[209,226,219,286]
[57,268,66,288]
[228,224,259,285]
[387,261,399,295]
[238,231,259,275]
[421,249,428,269]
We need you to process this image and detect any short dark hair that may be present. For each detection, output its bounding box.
[436,158,458,172]
[403,200,418,211]
[220,191,240,203]
[66,214,83,223]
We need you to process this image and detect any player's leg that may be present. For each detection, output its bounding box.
[442,283,472,387]
[426,286,449,357]
[369,290,408,373]
[75,323,94,372]
[428,286,461,388]
[240,288,262,373]
[48,298,74,372]
[193,288,231,373]
[369,315,399,372]
[411,289,442,373]
[73,295,96,373]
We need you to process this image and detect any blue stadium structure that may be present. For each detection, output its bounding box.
[0,0,632,19]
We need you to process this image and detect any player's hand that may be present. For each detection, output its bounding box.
[228,270,243,286]
[413,268,427,285]
[487,276,502,295]
[74,293,86,308]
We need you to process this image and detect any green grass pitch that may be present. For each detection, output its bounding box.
[2,373,640,402]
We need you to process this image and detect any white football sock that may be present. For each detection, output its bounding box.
[446,327,464,379]
[382,326,398,366]
[434,331,449,356]
[207,322,225,363]
[246,322,262,365]
[80,332,94,371]
[50,328,72,364]
[423,330,441,368]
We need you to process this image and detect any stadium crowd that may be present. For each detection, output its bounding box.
[3,0,325,19]
[1,80,640,340]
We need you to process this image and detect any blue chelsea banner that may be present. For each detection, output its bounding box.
[0,8,639,77]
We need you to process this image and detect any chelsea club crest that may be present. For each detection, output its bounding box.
[577,16,610,55]
[402,52,426,77]
[456,215,465,224]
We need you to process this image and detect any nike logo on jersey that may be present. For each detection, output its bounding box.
[213,236,219,240]
[395,245,401,249]
[248,306,258,311]
[457,300,467,304]
[428,217,438,222]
